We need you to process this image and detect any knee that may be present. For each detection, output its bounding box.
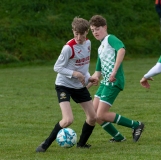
[97,113,104,121]
[62,118,74,127]
[88,115,97,125]
[97,116,103,121]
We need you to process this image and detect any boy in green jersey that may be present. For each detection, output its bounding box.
[140,56,161,88]
[88,15,144,142]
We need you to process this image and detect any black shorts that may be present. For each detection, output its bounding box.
[55,85,92,103]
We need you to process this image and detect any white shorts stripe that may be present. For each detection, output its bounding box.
[94,95,100,99]
[100,100,112,106]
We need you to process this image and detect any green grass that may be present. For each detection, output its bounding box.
[1,58,161,160]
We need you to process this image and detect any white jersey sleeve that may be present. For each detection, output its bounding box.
[54,45,74,78]
[144,62,161,78]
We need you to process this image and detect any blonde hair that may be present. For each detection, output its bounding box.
[72,17,89,34]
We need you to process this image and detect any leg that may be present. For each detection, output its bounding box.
[97,101,116,122]
[59,101,74,127]
[36,102,74,152]
[96,84,144,142]
[93,97,125,142]
[80,100,96,126]
[93,96,103,124]
[97,101,144,142]
[155,4,161,31]
[94,85,125,142]
[77,100,96,147]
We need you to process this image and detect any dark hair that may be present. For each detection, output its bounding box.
[89,15,107,27]
[72,17,89,34]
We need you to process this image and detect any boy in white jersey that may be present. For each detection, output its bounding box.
[140,56,161,88]
[36,17,98,152]
[88,15,144,142]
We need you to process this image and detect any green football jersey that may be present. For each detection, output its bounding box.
[95,34,125,90]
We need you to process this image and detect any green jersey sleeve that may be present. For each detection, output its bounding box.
[108,35,125,51]
[157,56,161,63]
[95,56,101,71]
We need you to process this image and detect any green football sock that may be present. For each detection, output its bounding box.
[101,122,124,141]
[113,114,139,129]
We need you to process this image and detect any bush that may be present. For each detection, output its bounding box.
[0,0,160,63]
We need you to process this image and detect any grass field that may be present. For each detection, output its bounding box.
[0,58,161,160]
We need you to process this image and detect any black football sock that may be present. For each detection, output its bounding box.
[77,121,95,146]
[42,122,62,150]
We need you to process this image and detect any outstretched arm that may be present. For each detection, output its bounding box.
[140,62,161,88]
[140,77,153,89]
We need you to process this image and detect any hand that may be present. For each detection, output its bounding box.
[109,71,117,82]
[89,77,99,86]
[73,71,85,86]
[140,77,153,89]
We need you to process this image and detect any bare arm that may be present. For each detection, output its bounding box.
[86,71,101,89]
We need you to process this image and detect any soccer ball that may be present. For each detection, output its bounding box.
[56,128,77,148]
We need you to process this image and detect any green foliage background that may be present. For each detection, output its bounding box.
[0,0,160,63]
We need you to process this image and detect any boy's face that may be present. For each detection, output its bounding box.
[90,25,107,41]
[73,30,88,44]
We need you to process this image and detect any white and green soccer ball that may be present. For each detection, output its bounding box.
[56,128,77,148]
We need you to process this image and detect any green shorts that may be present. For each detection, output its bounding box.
[95,83,121,106]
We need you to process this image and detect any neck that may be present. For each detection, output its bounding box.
[101,34,108,42]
